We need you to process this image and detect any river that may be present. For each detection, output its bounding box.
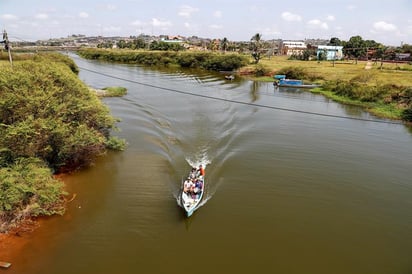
[5,55,412,274]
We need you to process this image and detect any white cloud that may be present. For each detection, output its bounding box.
[131,20,144,26]
[308,19,329,30]
[281,12,302,22]
[103,26,121,32]
[326,15,335,21]
[261,27,282,37]
[35,13,49,20]
[373,21,397,32]
[1,14,18,20]
[79,12,89,19]
[213,10,222,18]
[347,5,356,10]
[178,5,199,18]
[151,18,172,28]
[105,4,117,11]
[209,24,222,29]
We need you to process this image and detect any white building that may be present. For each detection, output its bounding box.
[280,41,307,56]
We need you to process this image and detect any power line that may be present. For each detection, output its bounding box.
[79,66,403,125]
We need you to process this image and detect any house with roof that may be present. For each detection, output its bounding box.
[317,45,344,60]
[280,40,307,56]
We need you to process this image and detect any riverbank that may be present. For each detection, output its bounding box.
[77,49,412,122]
[238,56,412,122]
[0,53,125,235]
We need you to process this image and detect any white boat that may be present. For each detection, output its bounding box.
[180,167,205,217]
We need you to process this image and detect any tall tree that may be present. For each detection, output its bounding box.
[328,37,341,46]
[221,37,229,53]
[250,33,262,64]
[344,35,366,63]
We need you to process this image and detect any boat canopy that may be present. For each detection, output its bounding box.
[274,74,286,80]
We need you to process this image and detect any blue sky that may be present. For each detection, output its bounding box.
[1,0,411,46]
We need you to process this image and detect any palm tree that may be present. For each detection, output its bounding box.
[250,33,262,64]
[221,37,229,53]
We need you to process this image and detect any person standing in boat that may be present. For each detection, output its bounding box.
[197,165,205,177]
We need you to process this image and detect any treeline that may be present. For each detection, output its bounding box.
[0,53,125,231]
[290,35,412,62]
[99,38,185,51]
[77,48,249,72]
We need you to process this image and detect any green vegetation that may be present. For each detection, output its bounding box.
[93,86,128,97]
[0,158,66,232]
[77,48,249,71]
[0,53,125,231]
[250,33,263,64]
[240,56,412,122]
[78,48,412,122]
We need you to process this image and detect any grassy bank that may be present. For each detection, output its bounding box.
[77,49,412,121]
[0,53,125,232]
[240,56,412,121]
[242,55,412,86]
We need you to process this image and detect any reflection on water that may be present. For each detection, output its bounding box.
[7,54,412,274]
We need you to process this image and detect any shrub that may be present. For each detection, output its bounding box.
[0,56,122,170]
[0,53,125,231]
[277,66,309,80]
[102,86,127,97]
[401,108,412,122]
[0,158,66,232]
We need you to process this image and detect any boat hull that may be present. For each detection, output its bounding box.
[273,74,320,89]
[277,83,320,88]
[180,169,205,217]
[181,187,204,217]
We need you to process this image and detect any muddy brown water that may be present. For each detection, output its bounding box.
[5,55,412,274]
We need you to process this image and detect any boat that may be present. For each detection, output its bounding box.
[273,74,320,89]
[180,166,205,217]
[225,75,235,80]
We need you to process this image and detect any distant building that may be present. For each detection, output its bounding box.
[280,40,307,56]
[395,53,411,61]
[317,45,343,60]
[160,35,184,43]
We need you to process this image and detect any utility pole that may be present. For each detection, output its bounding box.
[2,30,13,67]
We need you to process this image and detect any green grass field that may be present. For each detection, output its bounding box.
[241,55,412,86]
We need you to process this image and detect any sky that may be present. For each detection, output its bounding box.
[1,0,411,46]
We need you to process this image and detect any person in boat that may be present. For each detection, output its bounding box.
[197,165,205,177]
[190,168,197,179]
[194,179,203,193]
[183,179,194,193]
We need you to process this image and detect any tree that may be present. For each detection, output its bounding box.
[250,33,262,64]
[344,35,366,63]
[329,37,342,46]
[133,38,146,49]
[221,37,229,53]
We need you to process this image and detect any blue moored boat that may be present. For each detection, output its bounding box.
[273,74,320,89]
